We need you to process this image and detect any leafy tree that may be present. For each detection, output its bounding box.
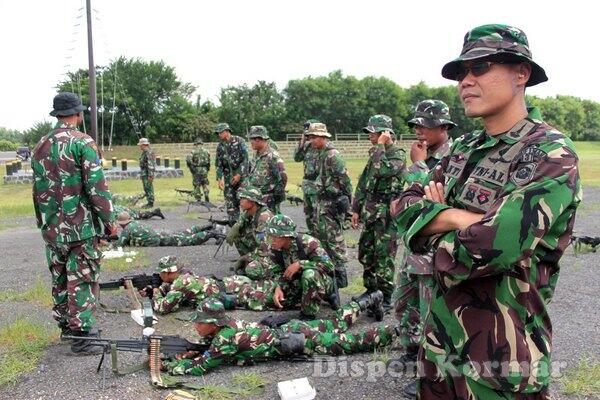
[23,121,53,146]
[0,127,24,144]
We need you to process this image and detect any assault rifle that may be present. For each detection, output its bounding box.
[571,235,600,254]
[61,332,210,387]
[100,273,162,297]
[286,194,304,206]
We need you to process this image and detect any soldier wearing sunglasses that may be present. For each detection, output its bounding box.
[392,24,581,399]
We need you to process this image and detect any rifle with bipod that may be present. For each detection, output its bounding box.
[175,188,220,212]
[571,235,600,254]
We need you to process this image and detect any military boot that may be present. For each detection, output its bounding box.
[334,266,348,288]
[383,292,393,314]
[326,280,341,310]
[204,194,210,203]
[353,290,384,321]
[153,208,165,219]
[69,330,105,355]
[388,346,418,374]
[296,311,316,321]
[403,381,417,398]
[137,210,153,219]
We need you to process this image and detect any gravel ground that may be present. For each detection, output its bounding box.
[0,188,599,400]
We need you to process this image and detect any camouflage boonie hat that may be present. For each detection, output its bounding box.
[214,123,231,134]
[408,100,457,130]
[238,186,266,206]
[117,211,133,225]
[156,255,180,273]
[194,137,203,145]
[50,92,86,117]
[192,298,230,325]
[248,125,269,140]
[303,119,320,132]
[442,24,548,87]
[265,214,297,237]
[362,114,395,134]
[137,137,150,145]
[305,122,331,138]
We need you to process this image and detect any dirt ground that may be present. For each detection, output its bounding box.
[0,189,598,400]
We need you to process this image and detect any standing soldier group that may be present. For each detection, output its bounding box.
[35,22,581,400]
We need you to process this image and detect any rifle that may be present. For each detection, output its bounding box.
[175,188,220,212]
[197,215,232,227]
[61,332,209,387]
[571,235,600,254]
[113,193,145,206]
[286,194,304,206]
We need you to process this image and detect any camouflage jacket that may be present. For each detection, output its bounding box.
[32,121,114,244]
[152,271,221,314]
[243,147,287,205]
[315,142,352,201]
[186,148,211,176]
[113,205,138,219]
[215,135,248,181]
[236,206,274,256]
[139,148,156,177]
[293,141,320,195]
[351,142,406,221]
[392,108,581,392]
[117,220,161,246]
[404,138,453,185]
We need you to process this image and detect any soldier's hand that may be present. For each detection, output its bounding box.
[283,261,301,280]
[378,130,392,145]
[218,179,225,190]
[148,176,154,183]
[351,212,360,229]
[273,286,285,309]
[230,174,241,187]
[410,140,428,162]
[424,181,446,204]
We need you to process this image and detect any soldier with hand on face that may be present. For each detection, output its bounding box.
[32,92,117,354]
[293,118,321,232]
[392,24,581,399]
[138,137,156,208]
[186,137,211,203]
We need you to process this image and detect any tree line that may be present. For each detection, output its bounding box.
[3,57,600,147]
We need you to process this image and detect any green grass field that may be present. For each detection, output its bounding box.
[1,141,597,223]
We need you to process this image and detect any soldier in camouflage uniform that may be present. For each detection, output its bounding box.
[32,92,116,354]
[293,119,320,232]
[243,214,341,318]
[138,137,156,208]
[215,123,248,224]
[390,101,456,396]
[116,212,222,247]
[113,205,165,220]
[391,24,581,399]
[226,186,274,257]
[186,138,211,202]
[165,294,391,376]
[351,115,406,309]
[243,125,287,213]
[305,122,352,288]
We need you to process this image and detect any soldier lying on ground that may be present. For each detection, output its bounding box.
[164,295,390,376]
[114,205,165,220]
[115,212,223,247]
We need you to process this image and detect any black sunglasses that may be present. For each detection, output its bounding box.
[455,61,508,81]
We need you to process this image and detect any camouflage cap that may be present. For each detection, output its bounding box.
[156,255,180,273]
[362,114,395,134]
[305,122,331,138]
[442,24,548,87]
[137,137,150,145]
[194,137,203,145]
[192,298,230,325]
[214,123,231,134]
[303,118,320,132]
[407,100,457,130]
[265,214,297,237]
[49,92,86,117]
[238,186,266,206]
[248,125,269,140]
[116,211,133,225]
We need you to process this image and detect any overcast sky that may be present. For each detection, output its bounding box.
[1,0,598,131]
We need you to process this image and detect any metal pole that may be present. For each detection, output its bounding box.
[86,0,98,143]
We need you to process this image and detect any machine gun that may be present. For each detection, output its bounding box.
[61,332,210,387]
[197,215,232,227]
[571,235,600,254]
[175,188,220,212]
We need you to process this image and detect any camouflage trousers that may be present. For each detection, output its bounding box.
[222,275,280,311]
[358,215,398,300]
[45,237,101,332]
[141,175,155,205]
[313,202,348,276]
[152,277,221,314]
[418,355,550,400]
[303,193,317,233]
[192,174,210,202]
[159,231,209,246]
[223,178,240,224]
[282,301,361,335]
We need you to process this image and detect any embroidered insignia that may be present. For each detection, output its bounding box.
[477,188,492,205]
[511,162,537,185]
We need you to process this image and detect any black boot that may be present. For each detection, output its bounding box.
[69,330,105,355]
[297,311,316,321]
[389,347,418,373]
[335,267,348,288]
[327,281,341,311]
[403,381,417,398]
[153,208,165,219]
[205,195,210,203]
